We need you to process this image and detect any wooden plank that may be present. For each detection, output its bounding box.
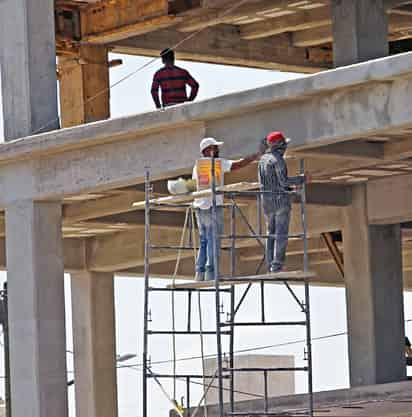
[132,182,260,209]
[81,0,169,37]
[85,15,179,44]
[176,0,327,33]
[111,26,329,73]
[293,24,332,47]
[321,232,344,279]
[240,6,331,40]
[167,271,317,289]
[58,45,109,127]
[292,15,412,47]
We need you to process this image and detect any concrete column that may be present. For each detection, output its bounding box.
[5,200,68,417]
[71,272,118,417]
[343,184,405,386]
[331,0,388,67]
[58,46,110,128]
[0,0,59,140]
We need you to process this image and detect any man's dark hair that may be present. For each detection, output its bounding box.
[161,48,175,64]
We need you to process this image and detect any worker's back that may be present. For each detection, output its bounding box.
[152,65,198,107]
[258,151,290,213]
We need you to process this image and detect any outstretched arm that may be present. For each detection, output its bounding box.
[231,152,261,171]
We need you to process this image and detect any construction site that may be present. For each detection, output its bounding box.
[3,0,412,417]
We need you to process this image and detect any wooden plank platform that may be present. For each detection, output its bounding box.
[132,182,260,209]
[167,271,316,289]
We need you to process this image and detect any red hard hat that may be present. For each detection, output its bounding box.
[266,131,289,144]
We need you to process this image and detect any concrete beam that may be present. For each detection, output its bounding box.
[367,173,412,224]
[0,0,59,139]
[71,272,118,417]
[1,53,412,205]
[0,237,86,272]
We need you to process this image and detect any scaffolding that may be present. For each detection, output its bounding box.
[141,158,314,417]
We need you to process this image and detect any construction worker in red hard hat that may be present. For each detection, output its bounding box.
[258,131,307,273]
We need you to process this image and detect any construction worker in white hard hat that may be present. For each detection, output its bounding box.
[192,137,265,281]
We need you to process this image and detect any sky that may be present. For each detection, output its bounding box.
[1,53,412,417]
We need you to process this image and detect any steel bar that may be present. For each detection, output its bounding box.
[149,373,226,379]
[186,376,190,417]
[226,190,293,196]
[257,192,263,236]
[234,203,265,250]
[301,160,314,417]
[221,234,304,239]
[226,413,310,416]
[260,281,266,323]
[264,370,269,413]
[220,278,307,284]
[282,281,305,312]
[150,245,198,250]
[148,330,232,335]
[149,287,231,293]
[234,283,252,316]
[150,203,193,208]
[229,201,236,414]
[142,169,151,417]
[222,367,308,372]
[220,321,307,327]
[187,291,192,332]
[211,155,225,417]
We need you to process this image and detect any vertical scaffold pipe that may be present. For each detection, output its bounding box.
[143,168,151,417]
[211,156,225,417]
[300,160,314,417]
[229,202,236,414]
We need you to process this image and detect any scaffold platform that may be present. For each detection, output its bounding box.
[168,271,316,289]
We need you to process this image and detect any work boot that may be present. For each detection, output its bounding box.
[205,271,216,281]
[195,271,205,281]
[269,265,286,273]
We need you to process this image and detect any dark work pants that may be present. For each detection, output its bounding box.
[265,206,291,272]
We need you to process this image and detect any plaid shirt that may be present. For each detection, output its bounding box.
[258,150,303,213]
[151,65,199,108]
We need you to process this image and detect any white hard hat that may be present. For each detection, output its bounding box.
[200,137,224,153]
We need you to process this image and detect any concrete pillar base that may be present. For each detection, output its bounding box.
[344,185,405,386]
[71,272,118,417]
[5,200,68,417]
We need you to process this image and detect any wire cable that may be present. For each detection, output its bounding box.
[117,330,349,370]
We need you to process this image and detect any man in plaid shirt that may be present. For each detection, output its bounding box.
[151,49,199,109]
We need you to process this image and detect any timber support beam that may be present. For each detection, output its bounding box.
[58,45,110,127]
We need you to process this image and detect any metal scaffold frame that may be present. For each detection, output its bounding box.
[141,158,314,417]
